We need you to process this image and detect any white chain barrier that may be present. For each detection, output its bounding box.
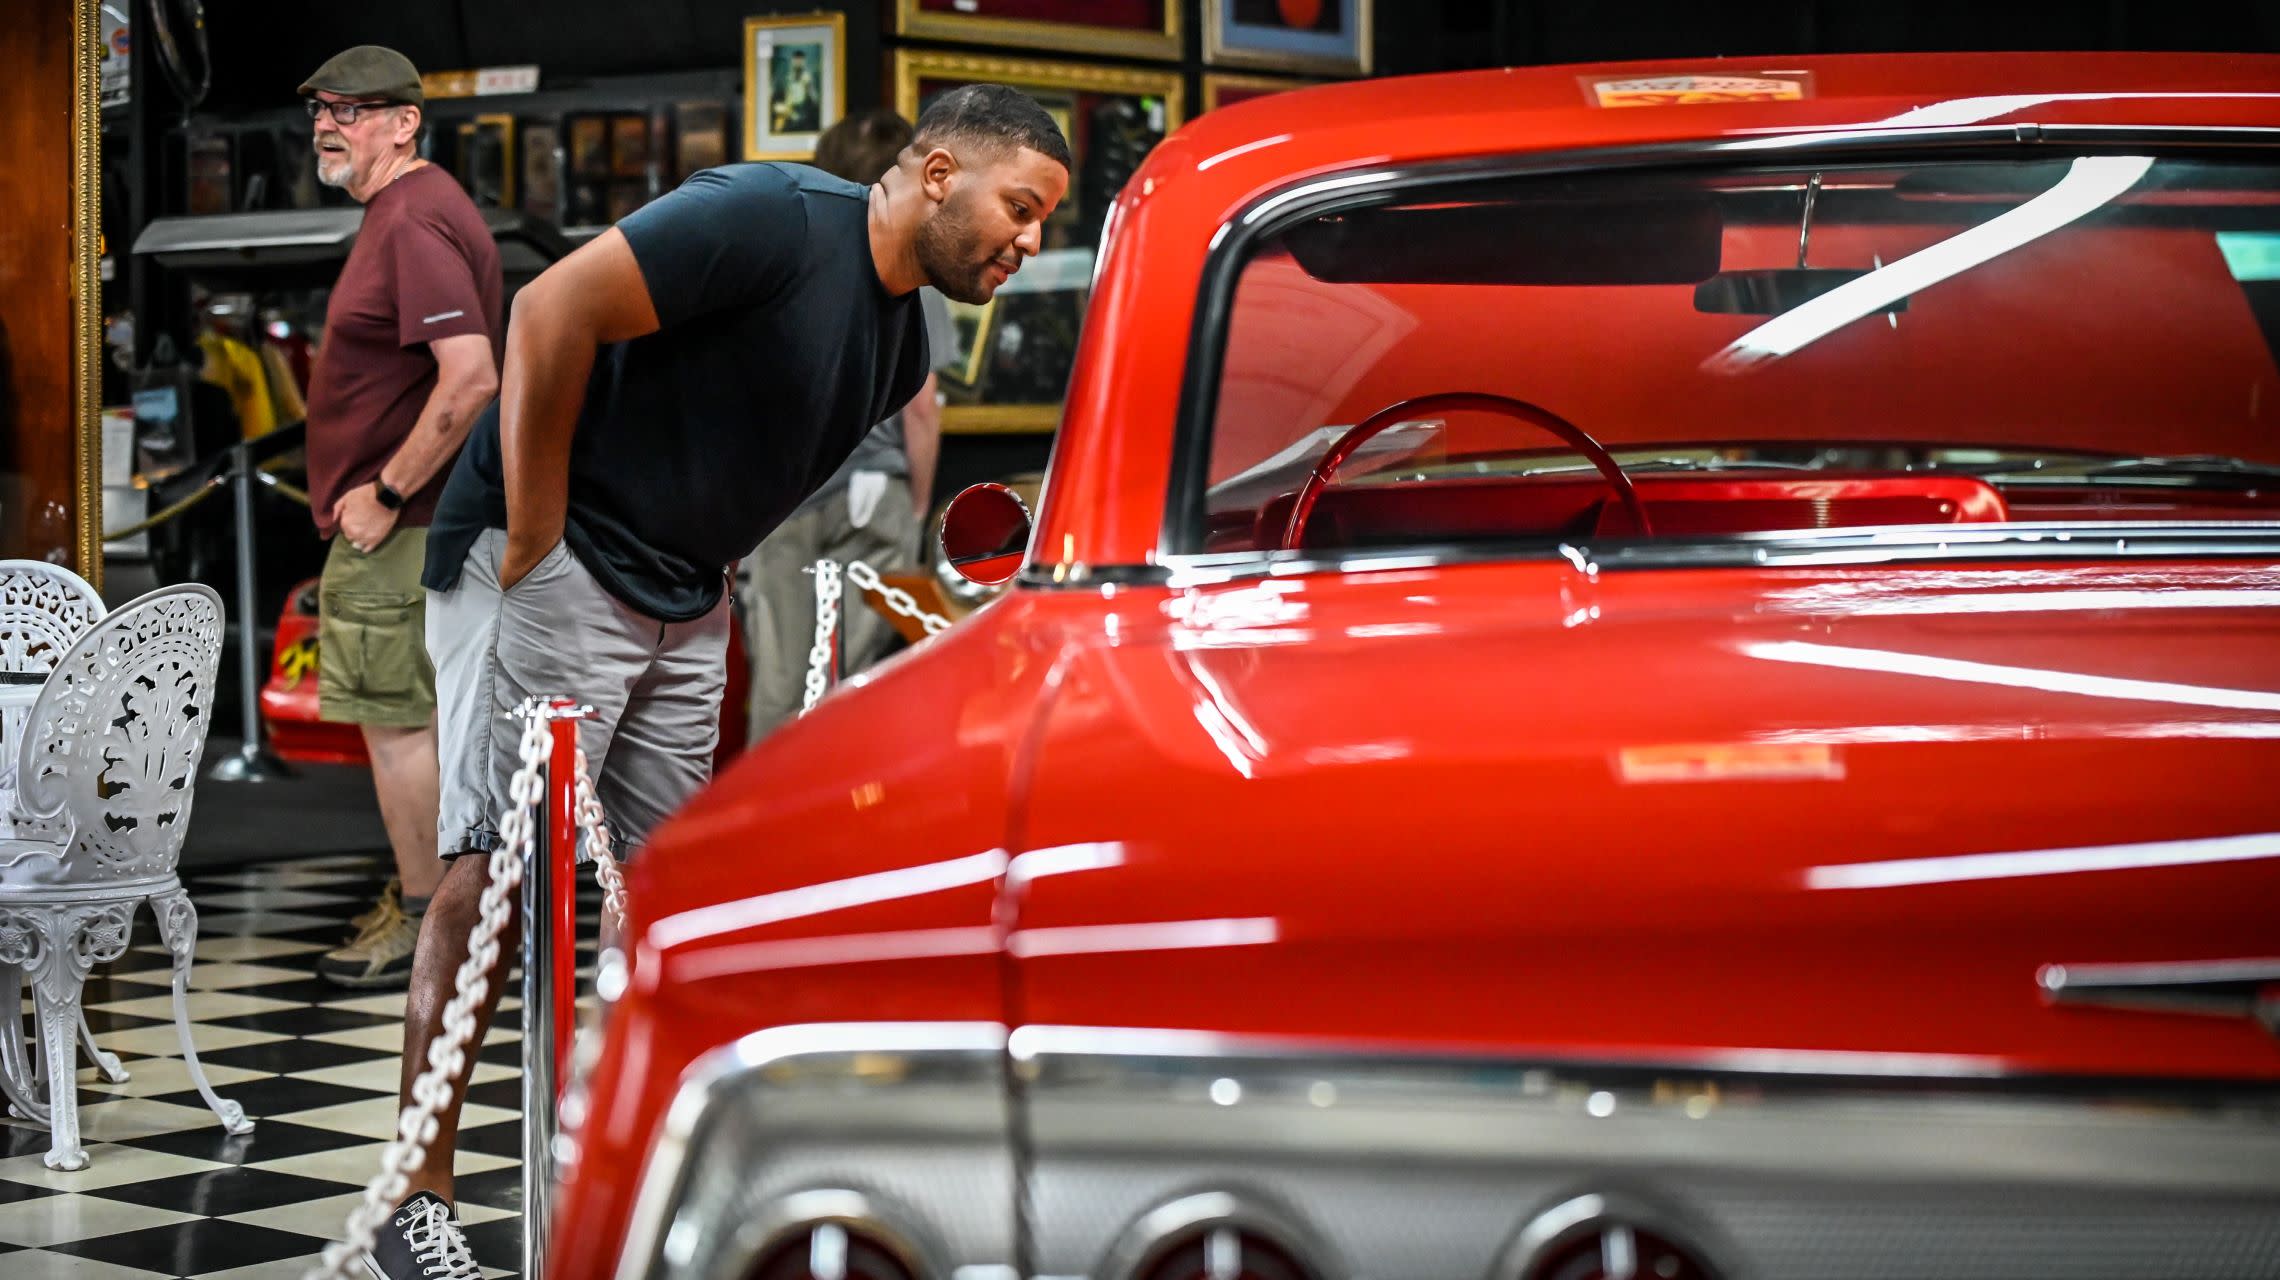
[305,553,940,1277]
[304,701,627,1280]
[801,558,954,716]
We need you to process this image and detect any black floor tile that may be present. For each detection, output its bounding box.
[0,1177,62,1204]
[88,1166,349,1217]
[460,1215,525,1273]
[199,1038,392,1075]
[478,1040,523,1067]
[72,1008,171,1035]
[99,948,177,975]
[114,1118,371,1165]
[225,977,365,1005]
[50,1218,326,1275]
[456,1120,526,1158]
[463,1079,522,1111]
[205,1006,398,1039]
[451,1163,524,1214]
[147,1076,386,1117]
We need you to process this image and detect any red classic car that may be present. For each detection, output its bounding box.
[552,53,2280,1280]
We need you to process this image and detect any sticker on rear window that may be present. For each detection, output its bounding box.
[1582,72,1812,108]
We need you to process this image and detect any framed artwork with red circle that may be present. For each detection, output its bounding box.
[1205,0,1371,77]
[895,0,1180,62]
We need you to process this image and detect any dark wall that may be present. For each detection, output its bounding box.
[202,0,884,113]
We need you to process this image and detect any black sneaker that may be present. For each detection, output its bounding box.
[361,1190,480,1280]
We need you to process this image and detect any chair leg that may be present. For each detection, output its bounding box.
[78,1007,128,1085]
[0,943,45,1123]
[28,904,132,1171]
[152,891,251,1136]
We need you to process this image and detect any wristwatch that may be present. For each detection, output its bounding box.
[373,479,407,511]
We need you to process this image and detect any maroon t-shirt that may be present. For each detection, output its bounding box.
[305,164,502,535]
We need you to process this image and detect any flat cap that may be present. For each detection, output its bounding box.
[298,45,423,106]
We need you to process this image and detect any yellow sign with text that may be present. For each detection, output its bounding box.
[1584,73,1811,108]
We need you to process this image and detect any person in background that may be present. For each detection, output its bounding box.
[742,106,956,740]
[297,45,502,990]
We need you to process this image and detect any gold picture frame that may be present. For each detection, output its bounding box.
[1202,71,1325,112]
[894,50,1184,435]
[1204,0,1373,78]
[73,0,102,582]
[892,0,1180,63]
[743,12,846,161]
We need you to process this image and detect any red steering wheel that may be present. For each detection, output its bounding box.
[1280,392,1652,549]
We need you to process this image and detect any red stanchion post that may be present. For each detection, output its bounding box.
[544,701,579,1094]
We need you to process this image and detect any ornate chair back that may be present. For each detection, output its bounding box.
[8,585,224,890]
[0,561,104,678]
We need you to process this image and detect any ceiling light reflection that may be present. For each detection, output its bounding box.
[1742,640,2280,712]
[651,850,1007,949]
[1808,831,2280,890]
[1704,155,2153,374]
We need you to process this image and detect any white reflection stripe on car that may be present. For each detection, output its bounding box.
[1741,639,2280,711]
[1807,831,2280,890]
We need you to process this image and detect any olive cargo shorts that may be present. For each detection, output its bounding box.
[427,528,728,860]
[318,528,437,727]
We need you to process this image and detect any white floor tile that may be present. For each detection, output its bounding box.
[322,992,405,1018]
[271,1096,516,1142]
[224,1188,516,1236]
[0,1249,174,1279]
[177,961,322,991]
[92,1023,283,1057]
[195,911,342,936]
[247,1141,516,1186]
[0,1193,199,1247]
[87,991,303,1022]
[78,1055,274,1099]
[137,936,327,963]
[61,1099,222,1143]
[0,1144,227,1191]
[308,1024,514,1052]
[291,1057,513,1095]
[193,889,359,913]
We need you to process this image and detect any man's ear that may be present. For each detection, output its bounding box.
[918,145,959,203]
[395,104,423,149]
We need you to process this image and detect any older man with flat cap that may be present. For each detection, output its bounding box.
[298,47,501,1015]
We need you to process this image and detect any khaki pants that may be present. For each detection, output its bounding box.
[427,528,728,859]
[741,478,921,742]
[318,528,436,727]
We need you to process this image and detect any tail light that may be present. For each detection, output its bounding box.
[743,1223,917,1280]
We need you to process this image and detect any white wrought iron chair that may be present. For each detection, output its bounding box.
[0,560,125,1097]
[0,583,252,1169]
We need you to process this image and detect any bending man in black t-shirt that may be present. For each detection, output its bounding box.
[361,86,1069,1279]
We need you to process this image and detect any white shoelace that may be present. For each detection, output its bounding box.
[399,1199,481,1280]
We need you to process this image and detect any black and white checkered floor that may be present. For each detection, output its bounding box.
[0,853,595,1279]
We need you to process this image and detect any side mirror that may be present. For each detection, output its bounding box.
[938,483,1032,586]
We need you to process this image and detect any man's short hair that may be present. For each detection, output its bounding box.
[814,107,915,185]
[912,84,1072,172]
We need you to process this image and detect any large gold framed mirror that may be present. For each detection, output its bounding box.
[3,0,108,587]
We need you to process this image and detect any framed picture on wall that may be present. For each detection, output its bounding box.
[1202,71,1324,111]
[519,119,562,222]
[892,0,1179,62]
[744,12,845,161]
[454,113,516,209]
[673,101,729,180]
[1204,0,1372,77]
[894,50,1183,434]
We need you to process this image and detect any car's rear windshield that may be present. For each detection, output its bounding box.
[1197,153,2280,558]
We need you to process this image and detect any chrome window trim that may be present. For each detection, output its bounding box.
[1010,122,2280,588]
[1016,522,2280,591]
[613,1021,1010,1280]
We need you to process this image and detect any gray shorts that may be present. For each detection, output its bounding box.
[427,528,729,860]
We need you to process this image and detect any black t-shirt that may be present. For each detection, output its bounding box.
[423,163,928,620]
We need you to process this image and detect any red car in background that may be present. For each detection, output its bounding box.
[553,53,2280,1280]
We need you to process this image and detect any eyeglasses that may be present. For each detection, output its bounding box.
[304,98,399,125]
